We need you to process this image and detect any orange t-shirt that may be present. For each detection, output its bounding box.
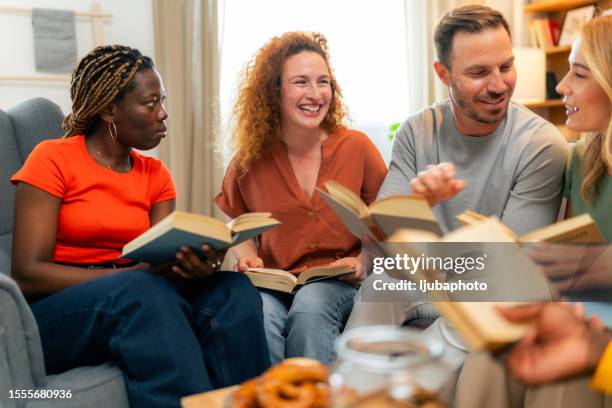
[11,135,176,264]
[215,128,387,273]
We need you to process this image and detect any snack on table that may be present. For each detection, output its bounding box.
[232,358,329,408]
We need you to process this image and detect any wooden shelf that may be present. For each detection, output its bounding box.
[524,0,597,13]
[545,45,572,55]
[523,99,565,109]
[0,4,112,18]
[0,75,70,82]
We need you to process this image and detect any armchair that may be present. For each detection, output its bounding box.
[0,98,128,407]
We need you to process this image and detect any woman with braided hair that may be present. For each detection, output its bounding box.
[11,45,270,407]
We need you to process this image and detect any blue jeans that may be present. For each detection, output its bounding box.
[260,279,357,365]
[30,270,270,408]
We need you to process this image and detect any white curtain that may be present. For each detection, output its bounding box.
[153,0,224,217]
[403,0,485,114]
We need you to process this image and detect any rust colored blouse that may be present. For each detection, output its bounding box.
[215,127,387,273]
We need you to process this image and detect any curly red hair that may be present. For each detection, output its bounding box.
[231,32,346,174]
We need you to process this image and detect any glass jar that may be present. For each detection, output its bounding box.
[330,325,449,407]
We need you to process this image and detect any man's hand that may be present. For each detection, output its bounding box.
[235,255,264,272]
[409,162,465,207]
[498,302,610,385]
[331,256,364,285]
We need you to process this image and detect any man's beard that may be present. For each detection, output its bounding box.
[449,81,509,124]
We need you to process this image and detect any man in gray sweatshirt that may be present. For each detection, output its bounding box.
[346,5,568,366]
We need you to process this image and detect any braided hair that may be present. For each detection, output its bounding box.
[63,45,154,137]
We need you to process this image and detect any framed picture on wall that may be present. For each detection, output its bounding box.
[559,5,596,46]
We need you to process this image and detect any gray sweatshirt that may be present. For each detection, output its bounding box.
[379,100,569,235]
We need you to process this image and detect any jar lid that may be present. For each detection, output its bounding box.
[334,325,444,373]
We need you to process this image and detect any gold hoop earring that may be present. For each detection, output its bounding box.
[108,122,118,141]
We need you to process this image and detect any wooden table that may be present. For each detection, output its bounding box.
[181,385,237,408]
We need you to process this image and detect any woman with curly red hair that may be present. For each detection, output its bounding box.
[215,32,387,364]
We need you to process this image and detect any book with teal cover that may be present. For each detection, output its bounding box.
[121,211,280,263]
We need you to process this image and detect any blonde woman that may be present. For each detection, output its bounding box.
[527,15,612,293]
[560,14,612,236]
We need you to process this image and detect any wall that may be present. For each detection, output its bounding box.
[486,0,528,46]
[0,0,154,113]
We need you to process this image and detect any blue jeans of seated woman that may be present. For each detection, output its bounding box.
[30,270,270,408]
[260,279,357,365]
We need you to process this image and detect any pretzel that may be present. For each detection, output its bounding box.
[231,358,329,408]
[262,358,329,384]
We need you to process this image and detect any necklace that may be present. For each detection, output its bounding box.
[94,148,113,169]
[87,138,131,171]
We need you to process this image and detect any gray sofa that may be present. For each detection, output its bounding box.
[0,98,129,407]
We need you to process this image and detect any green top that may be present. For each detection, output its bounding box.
[563,139,612,242]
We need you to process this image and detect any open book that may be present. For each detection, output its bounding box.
[122,211,280,264]
[456,210,605,243]
[386,218,554,350]
[245,265,353,294]
[318,180,442,241]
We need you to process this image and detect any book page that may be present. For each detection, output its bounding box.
[246,267,297,282]
[370,195,442,237]
[296,265,353,285]
[229,218,281,246]
[519,213,605,243]
[323,180,369,217]
[319,189,377,240]
[227,212,274,231]
[369,195,436,220]
[454,302,533,346]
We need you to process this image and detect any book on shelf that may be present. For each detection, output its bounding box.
[122,211,280,264]
[455,210,605,243]
[386,218,554,350]
[245,265,353,294]
[528,18,561,49]
[559,5,596,46]
[317,180,442,242]
[547,19,560,46]
[546,72,562,99]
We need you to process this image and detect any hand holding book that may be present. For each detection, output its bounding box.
[525,243,612,294]
[144,244,227,281]
[330,256,365,284]
[235,255,264,272]
[121,211,280,264]
[498,302,608,385]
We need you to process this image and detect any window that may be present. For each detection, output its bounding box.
[219,0,410,164]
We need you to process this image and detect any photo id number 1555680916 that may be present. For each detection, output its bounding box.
[9,389,72,399]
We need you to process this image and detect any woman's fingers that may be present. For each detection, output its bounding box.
[171,264,191,279]
[183,246,202,266]
[496,303,543,322]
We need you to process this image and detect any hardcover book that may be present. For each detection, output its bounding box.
[318,180,442,241]
[245,265,353,294]
[122,211,280,263]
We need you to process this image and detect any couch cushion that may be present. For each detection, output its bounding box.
[27,363,128,408]
[0,274,47,391]
[0,110,20,275]
[7,98,64,163]
[0,98,64,276]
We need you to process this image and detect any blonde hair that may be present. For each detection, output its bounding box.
[579,15,612,204]
[230,32,346,174]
